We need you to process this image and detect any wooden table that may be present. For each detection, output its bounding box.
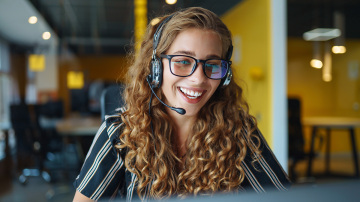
[55,116,102,161]
[55,116,102,136]
[303,117,360,178]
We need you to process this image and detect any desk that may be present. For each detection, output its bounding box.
[303,117,360,178]
[55,116,102,161]
[55,116,101,136]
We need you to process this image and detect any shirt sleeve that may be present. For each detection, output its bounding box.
[73,115,126,201]
[241,127,292,193]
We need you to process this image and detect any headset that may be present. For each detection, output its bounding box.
[147,15,233,89]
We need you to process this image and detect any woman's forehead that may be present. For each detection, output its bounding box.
[166,28,223,58]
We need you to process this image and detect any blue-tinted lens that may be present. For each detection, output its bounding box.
[204,59,228,79]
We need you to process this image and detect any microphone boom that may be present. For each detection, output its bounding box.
[146,76,186,115]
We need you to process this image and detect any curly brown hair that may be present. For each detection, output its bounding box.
[116,7,259,199]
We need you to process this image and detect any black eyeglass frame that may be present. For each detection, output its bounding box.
[159,54,231,80]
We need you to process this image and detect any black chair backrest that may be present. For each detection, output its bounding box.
[10,103,36,152]
[10,103,32,129]
[40,100,64,119]
[288,97,305,158]
[100,84,125,121]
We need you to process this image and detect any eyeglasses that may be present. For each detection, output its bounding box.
[160,54,231,80]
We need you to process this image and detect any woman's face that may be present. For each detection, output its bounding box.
[161,28,222,117]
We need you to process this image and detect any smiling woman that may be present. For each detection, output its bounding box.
[73,7,291,201]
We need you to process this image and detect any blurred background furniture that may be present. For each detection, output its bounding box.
[9,100,78,185]
[36,100,81,182]
[55,116,102,136]
[100,83,125,121]
[303,116,360,178]
[55,115,101,166]
[287,97,323,182]
[10,103,51,184]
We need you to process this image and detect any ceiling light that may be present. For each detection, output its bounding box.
[310,59,323,69]
[150,18,161,26]
[332,46,346,54]
[303,28,341,41]
[28,16,38,24]
[42,32,51,40]
[165,0,177,5]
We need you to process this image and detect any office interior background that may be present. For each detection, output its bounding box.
[0,0,360,201]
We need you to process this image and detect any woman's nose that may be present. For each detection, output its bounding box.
[188,63,207,83]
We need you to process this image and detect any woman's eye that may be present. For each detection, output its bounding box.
[206,64,218,68]
[174,60,191,65]
[205,64,219,70]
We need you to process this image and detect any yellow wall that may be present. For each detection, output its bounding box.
[288,38,360,152]
[222,0,272,143]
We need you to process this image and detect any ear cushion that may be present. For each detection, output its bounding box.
[150,58,163,88]
[220,45,233,87]
[221,68,232,87]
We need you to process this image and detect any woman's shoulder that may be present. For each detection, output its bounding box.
[240,125,292,191]
[103,106,126,144]
[104,106,126,122]
[104,107,126,126]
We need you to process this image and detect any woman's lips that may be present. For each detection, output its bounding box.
[178,87,205,103]
[179,87,203,99]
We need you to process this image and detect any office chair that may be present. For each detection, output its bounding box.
[288,97,323,182]
[100,84,125,121]
[10,103,51,185]
[35,101,81,183]
[34,101,64,155]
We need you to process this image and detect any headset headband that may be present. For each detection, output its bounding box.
[152,15,174,56]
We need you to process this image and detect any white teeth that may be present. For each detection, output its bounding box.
[180,87,203,98]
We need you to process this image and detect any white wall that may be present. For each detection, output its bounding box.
[271,0,288,172]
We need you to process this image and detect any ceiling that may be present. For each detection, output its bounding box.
[0,0,57,48]
[26,0,242,55]
[288,0,360,39]
[2,0,360,55]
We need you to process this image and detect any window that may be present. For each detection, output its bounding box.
[0,38,11,128]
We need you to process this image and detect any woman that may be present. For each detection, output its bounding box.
[73,7,290,201]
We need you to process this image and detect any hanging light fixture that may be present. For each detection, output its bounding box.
[332,11,346,54]
[303,28,339,69]
[323,42,332,82]
[302,4,345,81]
[310,41,323,69]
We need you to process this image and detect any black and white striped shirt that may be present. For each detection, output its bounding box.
[74,113,291,201]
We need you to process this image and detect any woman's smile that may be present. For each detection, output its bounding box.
[178,87,206,103]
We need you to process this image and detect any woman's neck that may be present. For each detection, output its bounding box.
[167,108,197,157]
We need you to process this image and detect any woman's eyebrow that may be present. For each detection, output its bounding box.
[171,50,195,56]
[170,50,222,59]
[206,54,221,59]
